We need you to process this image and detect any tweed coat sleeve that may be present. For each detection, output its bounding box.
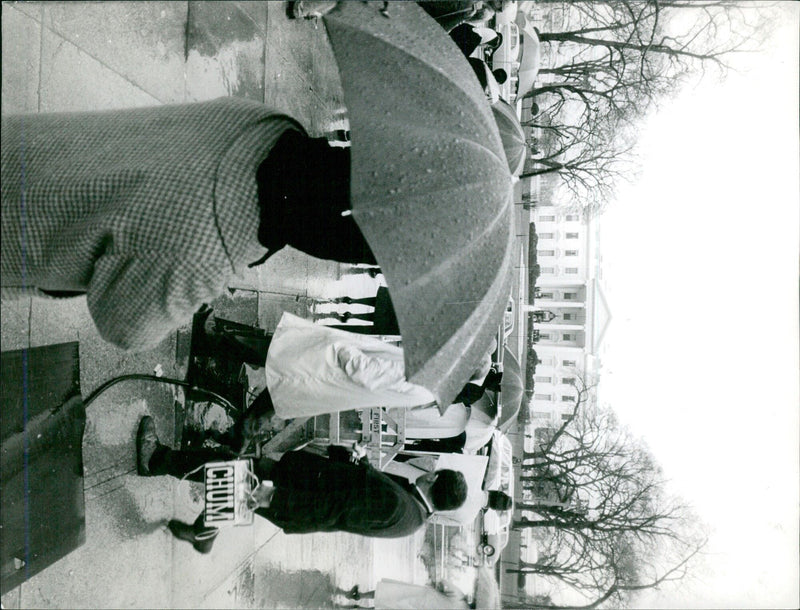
[1,98,302,351]
[86,253,227,351]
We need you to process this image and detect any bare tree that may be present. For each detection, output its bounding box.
[519,0,774,213]
[511,378,707,607]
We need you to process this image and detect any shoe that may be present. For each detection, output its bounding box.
[168,520,218,554]
[136,416,161,476]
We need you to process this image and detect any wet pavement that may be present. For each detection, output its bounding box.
[1,2,425,607]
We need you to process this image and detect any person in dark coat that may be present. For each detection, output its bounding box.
[1,98,374,351]
[135,417,468,553]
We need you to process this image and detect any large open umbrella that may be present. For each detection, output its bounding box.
[324,2,515,410]
[491,99,526,176]
[514,11,541,98]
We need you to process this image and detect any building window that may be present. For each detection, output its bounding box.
[540,215,556,222]
[565,214,579,221]
[562,359,576,367]
[539,333,552,340]
[537,249,555,257]
[533,411,550,419]
[566,232,579,239]
[541,267,555,274]
[563,292,576,300]
[562,333,574,341]
[539,232,554,239]
[561,395,575,402]
[539,292,554,299]
[563,313,573,321]
[565,250,578,256]
[535,393,553,401]
[535,376,553,383]
[561,413,573,421]
[561,377,576,385]
[565,267,579,274]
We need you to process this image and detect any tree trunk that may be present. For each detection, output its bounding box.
[538,32,718,62]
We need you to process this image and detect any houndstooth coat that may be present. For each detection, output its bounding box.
[1,98,299,350]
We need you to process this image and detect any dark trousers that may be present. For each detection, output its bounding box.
[149,445,278,538]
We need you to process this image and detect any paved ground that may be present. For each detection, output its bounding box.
[1,2,427,608]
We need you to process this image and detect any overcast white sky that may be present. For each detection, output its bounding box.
[596,4,799,609]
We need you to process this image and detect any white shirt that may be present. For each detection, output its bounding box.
[264,313,435,418]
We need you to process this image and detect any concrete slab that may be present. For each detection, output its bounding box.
[28,296,92,349]
[248,247,343,298]
[185,1,266,102]
[42,1,188,104]
[232,1,269,34]
[263,1,345,136]
[1,4,41,113]
[13,484,175,609]
[207,290,260,327]
[170,522,256,609]
[257,292,314,332]
[0,298,30,352]
[39,25,160,112]
[198,557,255,608]
[255,529,375,604]
[253,566,336,609]
[3,0,42,22]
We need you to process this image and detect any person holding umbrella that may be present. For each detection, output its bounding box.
[3,1,516,412]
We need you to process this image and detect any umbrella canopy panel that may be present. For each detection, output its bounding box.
[491,99,526,176]
[325,2,515,408]
[497,345,524,431]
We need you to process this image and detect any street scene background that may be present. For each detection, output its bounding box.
[1,1,798,609]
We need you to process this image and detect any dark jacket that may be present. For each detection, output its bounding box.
[258,448,429,538]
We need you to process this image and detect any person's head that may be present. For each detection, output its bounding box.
[492,68,508,85]
[487,490,513,511]
[418,469,468,511]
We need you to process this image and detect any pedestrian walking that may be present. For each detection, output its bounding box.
[334,580,470,609]
[135,417,468,553]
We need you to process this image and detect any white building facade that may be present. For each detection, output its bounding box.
[525,206,610,425]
